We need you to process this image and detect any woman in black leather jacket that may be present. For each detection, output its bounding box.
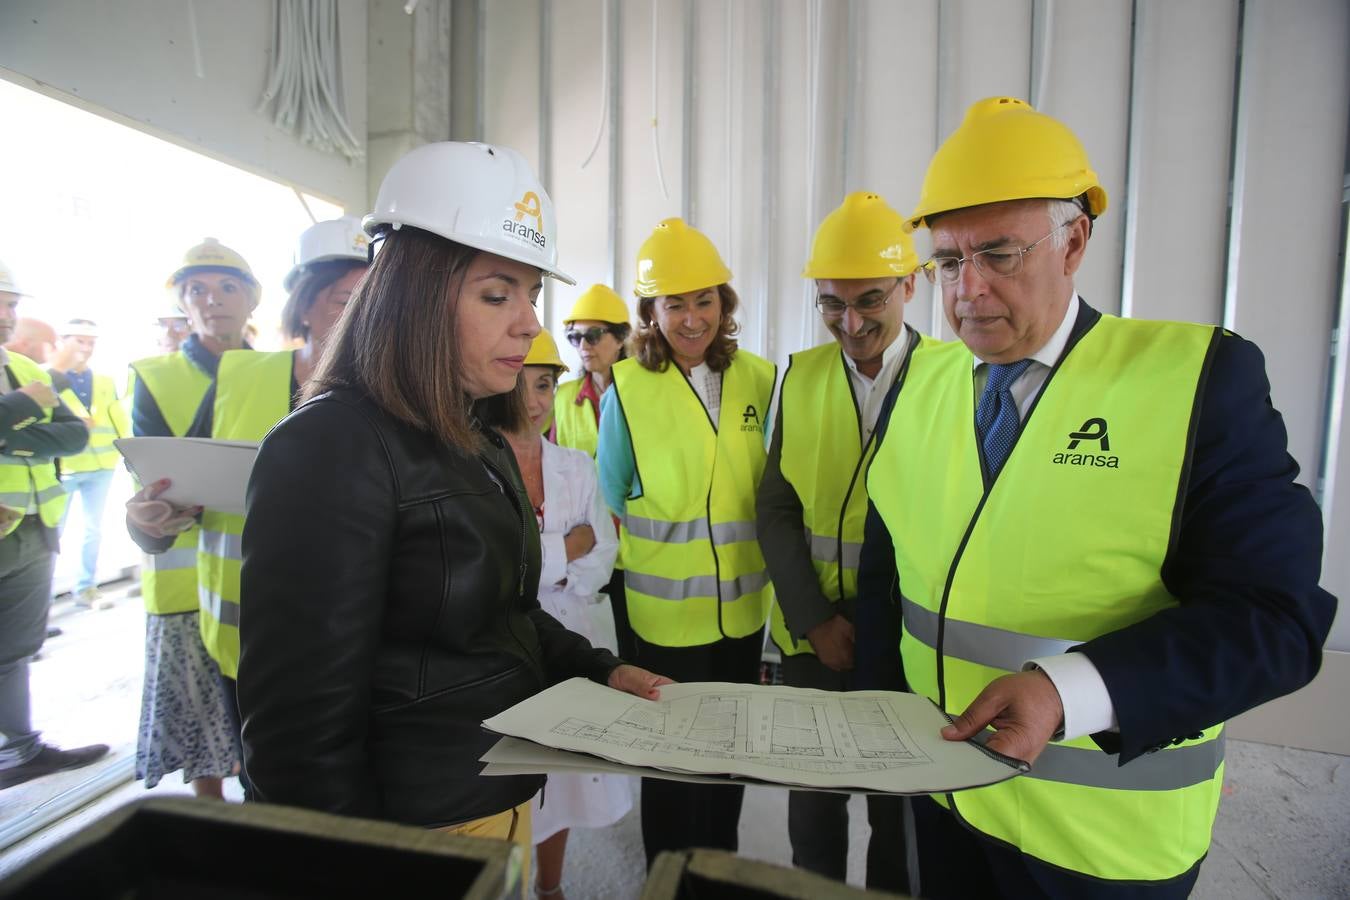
[236,143,669,855]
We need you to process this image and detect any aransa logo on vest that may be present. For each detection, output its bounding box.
[741,404,762,434]
[1051,417,1119,469]
[503,192,547,249]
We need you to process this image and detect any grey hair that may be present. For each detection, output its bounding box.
[1046,199,1086,250]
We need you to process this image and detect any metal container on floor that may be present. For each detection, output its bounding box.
[0,796,523,899]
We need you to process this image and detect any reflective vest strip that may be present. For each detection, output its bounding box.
[624,513,757,545]
[198,584,241,627]
[200,528,243,561]
[802,527,862,569]
[1029,734,1226,792]
[902,595,1077,671]
[143,546,199,572]
[625,569,771,602]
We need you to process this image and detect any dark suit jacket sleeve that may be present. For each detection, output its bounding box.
[757,398,837,640]
[0,393,89,459]
[1079,334,1337,763]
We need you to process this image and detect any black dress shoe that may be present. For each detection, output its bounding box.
[0,743,110,790]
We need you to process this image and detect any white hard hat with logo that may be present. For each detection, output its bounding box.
[363,141,575,285]
[284,216,370,292]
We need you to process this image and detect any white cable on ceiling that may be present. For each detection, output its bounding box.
[650,0,671,200]
[186,0,206,79]
[580,0,611,169]
[258,0,364,162]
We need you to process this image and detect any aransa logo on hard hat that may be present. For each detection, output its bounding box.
[503,191,547,250]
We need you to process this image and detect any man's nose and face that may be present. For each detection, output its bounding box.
[930,199,1088,365]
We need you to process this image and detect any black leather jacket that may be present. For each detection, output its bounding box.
[237,388,621,827]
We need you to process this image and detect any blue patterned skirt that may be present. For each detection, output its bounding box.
[136,611,239,787]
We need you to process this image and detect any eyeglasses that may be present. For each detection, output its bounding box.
[814,279,900,319]
[922,223,1067,285]
[566,326,613,347]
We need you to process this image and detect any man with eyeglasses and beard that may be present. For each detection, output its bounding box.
[754,191,930,892]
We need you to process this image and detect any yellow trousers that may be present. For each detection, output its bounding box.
[439,801,533,889]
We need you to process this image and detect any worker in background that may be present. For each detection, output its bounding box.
[857,97,1337,899]
[49,319,130,611]
[123,238,257,799]
[185,216,367,793]
[4,317,57,365]
[0,259,105,791]
[554,283,637,661]
[757,192,927,891]
[154,311,191,355]
[597,218,776,866]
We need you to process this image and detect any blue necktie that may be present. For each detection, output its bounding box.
[976,359,1033,478]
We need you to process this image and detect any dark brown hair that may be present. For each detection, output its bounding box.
[304,227,528,452]
[281,260,366,341]
[631,284,741,373]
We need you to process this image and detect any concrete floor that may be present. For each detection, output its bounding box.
[2,585,1347,898]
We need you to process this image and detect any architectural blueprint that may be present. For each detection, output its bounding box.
[482,679,1027,794]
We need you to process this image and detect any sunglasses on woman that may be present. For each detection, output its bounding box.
[566,326,613,347]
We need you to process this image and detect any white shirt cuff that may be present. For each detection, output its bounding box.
[1025,652,1118,741]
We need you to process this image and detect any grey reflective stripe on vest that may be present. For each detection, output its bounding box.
[144,547,198,572]
[200,529,243,561]
[626,568,770,602]
[91,426,117,436]
[802,527,862,569]
[625,513,757,546]
[902,595,1078,671]
[1,482,66,507]
[1027,732,1226,792]
[198,584,241,627]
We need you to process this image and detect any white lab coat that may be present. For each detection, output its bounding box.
[530,437,633,843]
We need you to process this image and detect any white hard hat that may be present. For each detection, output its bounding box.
[0,259,24,295]
[61,319,100,338]
[363,142,575,285]
[284,216,370,292]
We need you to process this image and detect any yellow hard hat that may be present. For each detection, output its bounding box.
[524,329,569,372]
[634,218,732,298]
[803,192,919,279]
[906,97,1108,232]
[166,238,258,289]
[564,284,630,325]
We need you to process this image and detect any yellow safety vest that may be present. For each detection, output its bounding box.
[129,351,214,615]
[769,332,932,656]
[0,354,72,535]
[60,373,130,473]
[868,315,1225,883]
[553,376,600,458]
[198,350,293,678]
[612,352,776,647]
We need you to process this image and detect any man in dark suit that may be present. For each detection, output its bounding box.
[855,97,1336,899]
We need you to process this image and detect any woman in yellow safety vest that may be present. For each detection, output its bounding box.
[185,216,368,796]
[595,218,776,867]
[124,238,257,799]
